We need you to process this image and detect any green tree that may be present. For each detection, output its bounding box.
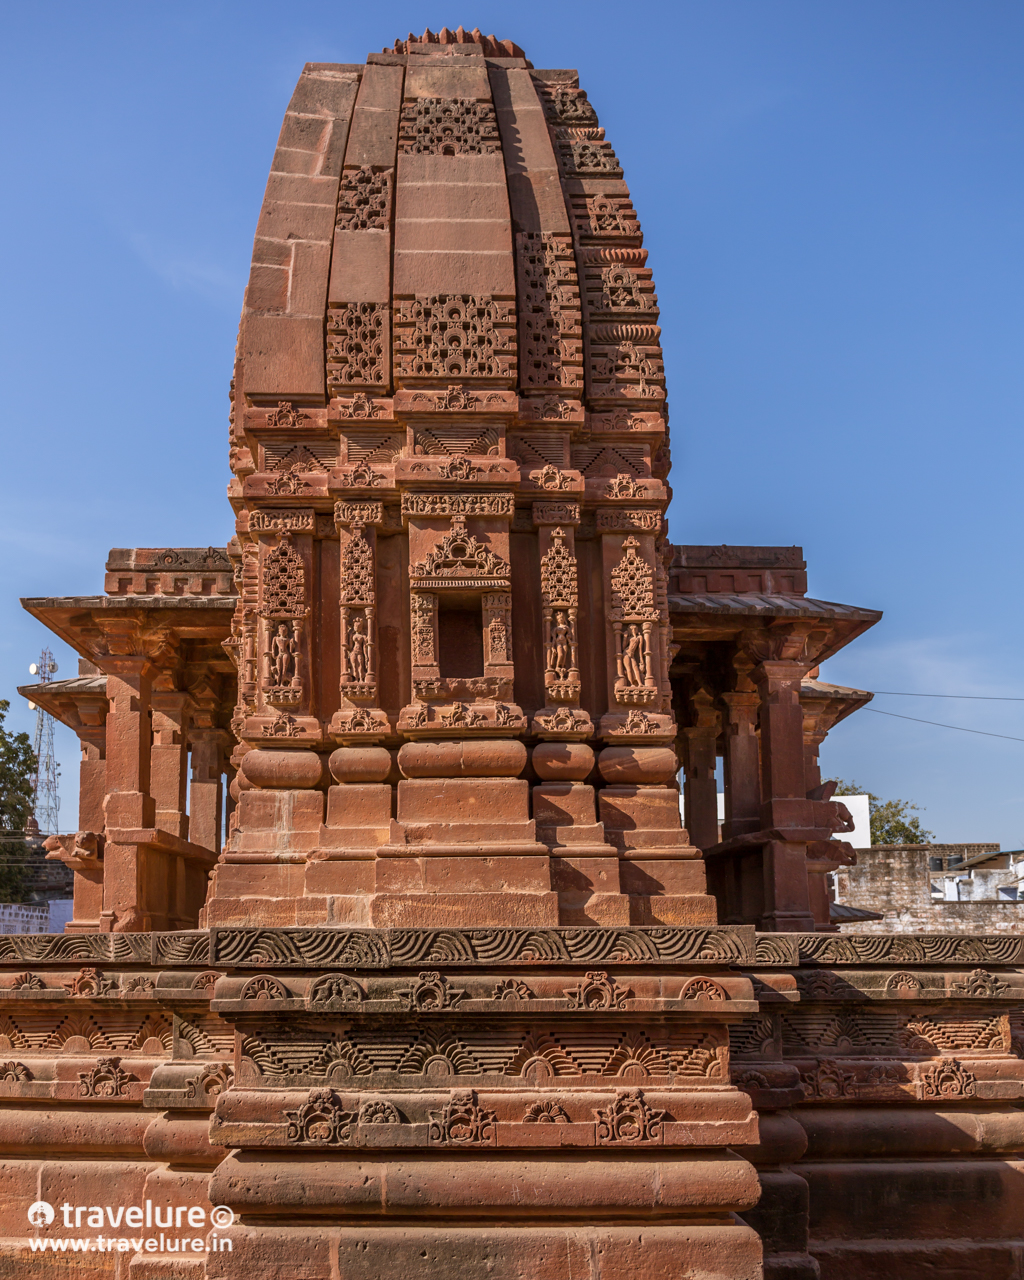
[0,699,37,902]
[829,778,934,845]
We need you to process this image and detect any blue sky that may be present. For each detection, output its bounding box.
[1,1,1022,844]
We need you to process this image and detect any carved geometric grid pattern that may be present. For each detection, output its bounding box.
[571,444,647,477]
[394,295,516,381]
[327,303,388,390]
[610,539,658,621]
[538,86,598,125]
[263,443,336,470]
[588,265,657,314]
[341,431,404,463]
[541,533,578,609]
[240,1021,726,1082]
[0,1010,172,1052]
[413,425,500,457]
[261,540,306,617]
[516,232,582,391]
[336,167,393,231]
[570,194,641,240]
[506,434,569,468]
[557,138,621,176]
[341,530,375,607]
[399,98,501,155]
[589,340,665,399]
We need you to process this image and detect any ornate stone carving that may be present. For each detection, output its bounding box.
[266,402,311,430]
[492,978,535,1001]
[594,1089,666,1144]
[307,974,365,1008]
[78,1057,136,1099]
[564,970,631,1010]
[596,507,661,532]
[333,393,391,420]
[399,98,501,155]
[336,166,393,231]
[334,462,389,488]
[358,1099,401,1125]
[679,977,728,1001]
[572,193,642,239]
[327,303,388,391]
[557,135,622,176]
[398,971,466,1011]
[523,1100,570,1123]
[950,969,1010,998]
[259,535,307,618]
[918,1058,977,1100]
[401,492,515,519]
[605,473,646,498]
[394,295,516,381]
[589,328,665,401]
[249,509,316,534]
[240,974,290,1001]
[285,1088,355,1145]
[409,516,511,589]
[538,85,598,125]
[64,967,118,998]
[428,1090,496,1145]
[410,592,438,666]
[516,232,582,391]
[540,528,580,704]
[801,1059,856,1100]
[183,1063,233,1100]
[0,1061,31,1082]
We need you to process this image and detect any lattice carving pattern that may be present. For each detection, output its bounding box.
[259,538,306,618]
[341,530,375,607]
[399,98,501,155]
[336,167,393,231]
[327,304,388,391]
[394,295,516,381]
[610,539,658,621]
[516,233,583,391]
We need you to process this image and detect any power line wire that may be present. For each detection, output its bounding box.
[864,707,1024,743]
[872,691,1024,702]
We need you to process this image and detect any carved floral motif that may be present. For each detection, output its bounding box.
[594,1089,666,1144]
[428,1089,496,1145]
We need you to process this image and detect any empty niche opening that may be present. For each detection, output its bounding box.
[437,597,484,679]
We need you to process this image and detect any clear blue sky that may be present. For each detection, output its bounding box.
[2,2,1022,844]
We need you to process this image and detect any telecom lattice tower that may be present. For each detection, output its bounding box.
[28,649,60,836]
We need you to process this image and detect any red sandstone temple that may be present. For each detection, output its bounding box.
[11,28,1024,1280]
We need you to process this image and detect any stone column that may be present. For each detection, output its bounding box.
[78,739,106,833]
[720,691,761,840]
[150,691,192,840]
[100,656,156,932]
[752,659,815,932]
[681,690,720,851]
[189,723,227,856]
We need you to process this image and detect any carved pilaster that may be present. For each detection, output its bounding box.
[530,503,592,740]
[331,500,389,741]
[598,533,675,743]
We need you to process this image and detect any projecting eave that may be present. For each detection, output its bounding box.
[20,596,236,673]
[800,678,874,725]
[668,594,882,664]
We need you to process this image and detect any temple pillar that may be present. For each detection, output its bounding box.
[78,739,107,834]
[151,691,192,840]
[189,724,227,856]
[752,658,815,932]
[721,690,761,840]
[681,690,720,851]
[100,657,156,932]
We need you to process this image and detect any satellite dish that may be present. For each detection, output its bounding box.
[50,661,58,673]
[27,702,36,712]
[28,664,38,675]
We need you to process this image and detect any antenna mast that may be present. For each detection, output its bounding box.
[28,649,60,836]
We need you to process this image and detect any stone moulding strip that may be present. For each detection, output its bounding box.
[0,933,152,964]
[754,932,1024,968]
[208,926,756,969]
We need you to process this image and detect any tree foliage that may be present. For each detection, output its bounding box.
[830,778,934,845]
[0,700,37,902]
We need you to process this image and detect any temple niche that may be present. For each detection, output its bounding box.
[12,26,1024,1280]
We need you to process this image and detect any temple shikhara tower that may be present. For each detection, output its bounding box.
[12,28,1024,1280]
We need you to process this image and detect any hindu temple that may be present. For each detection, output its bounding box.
[10,28,1024,1280]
